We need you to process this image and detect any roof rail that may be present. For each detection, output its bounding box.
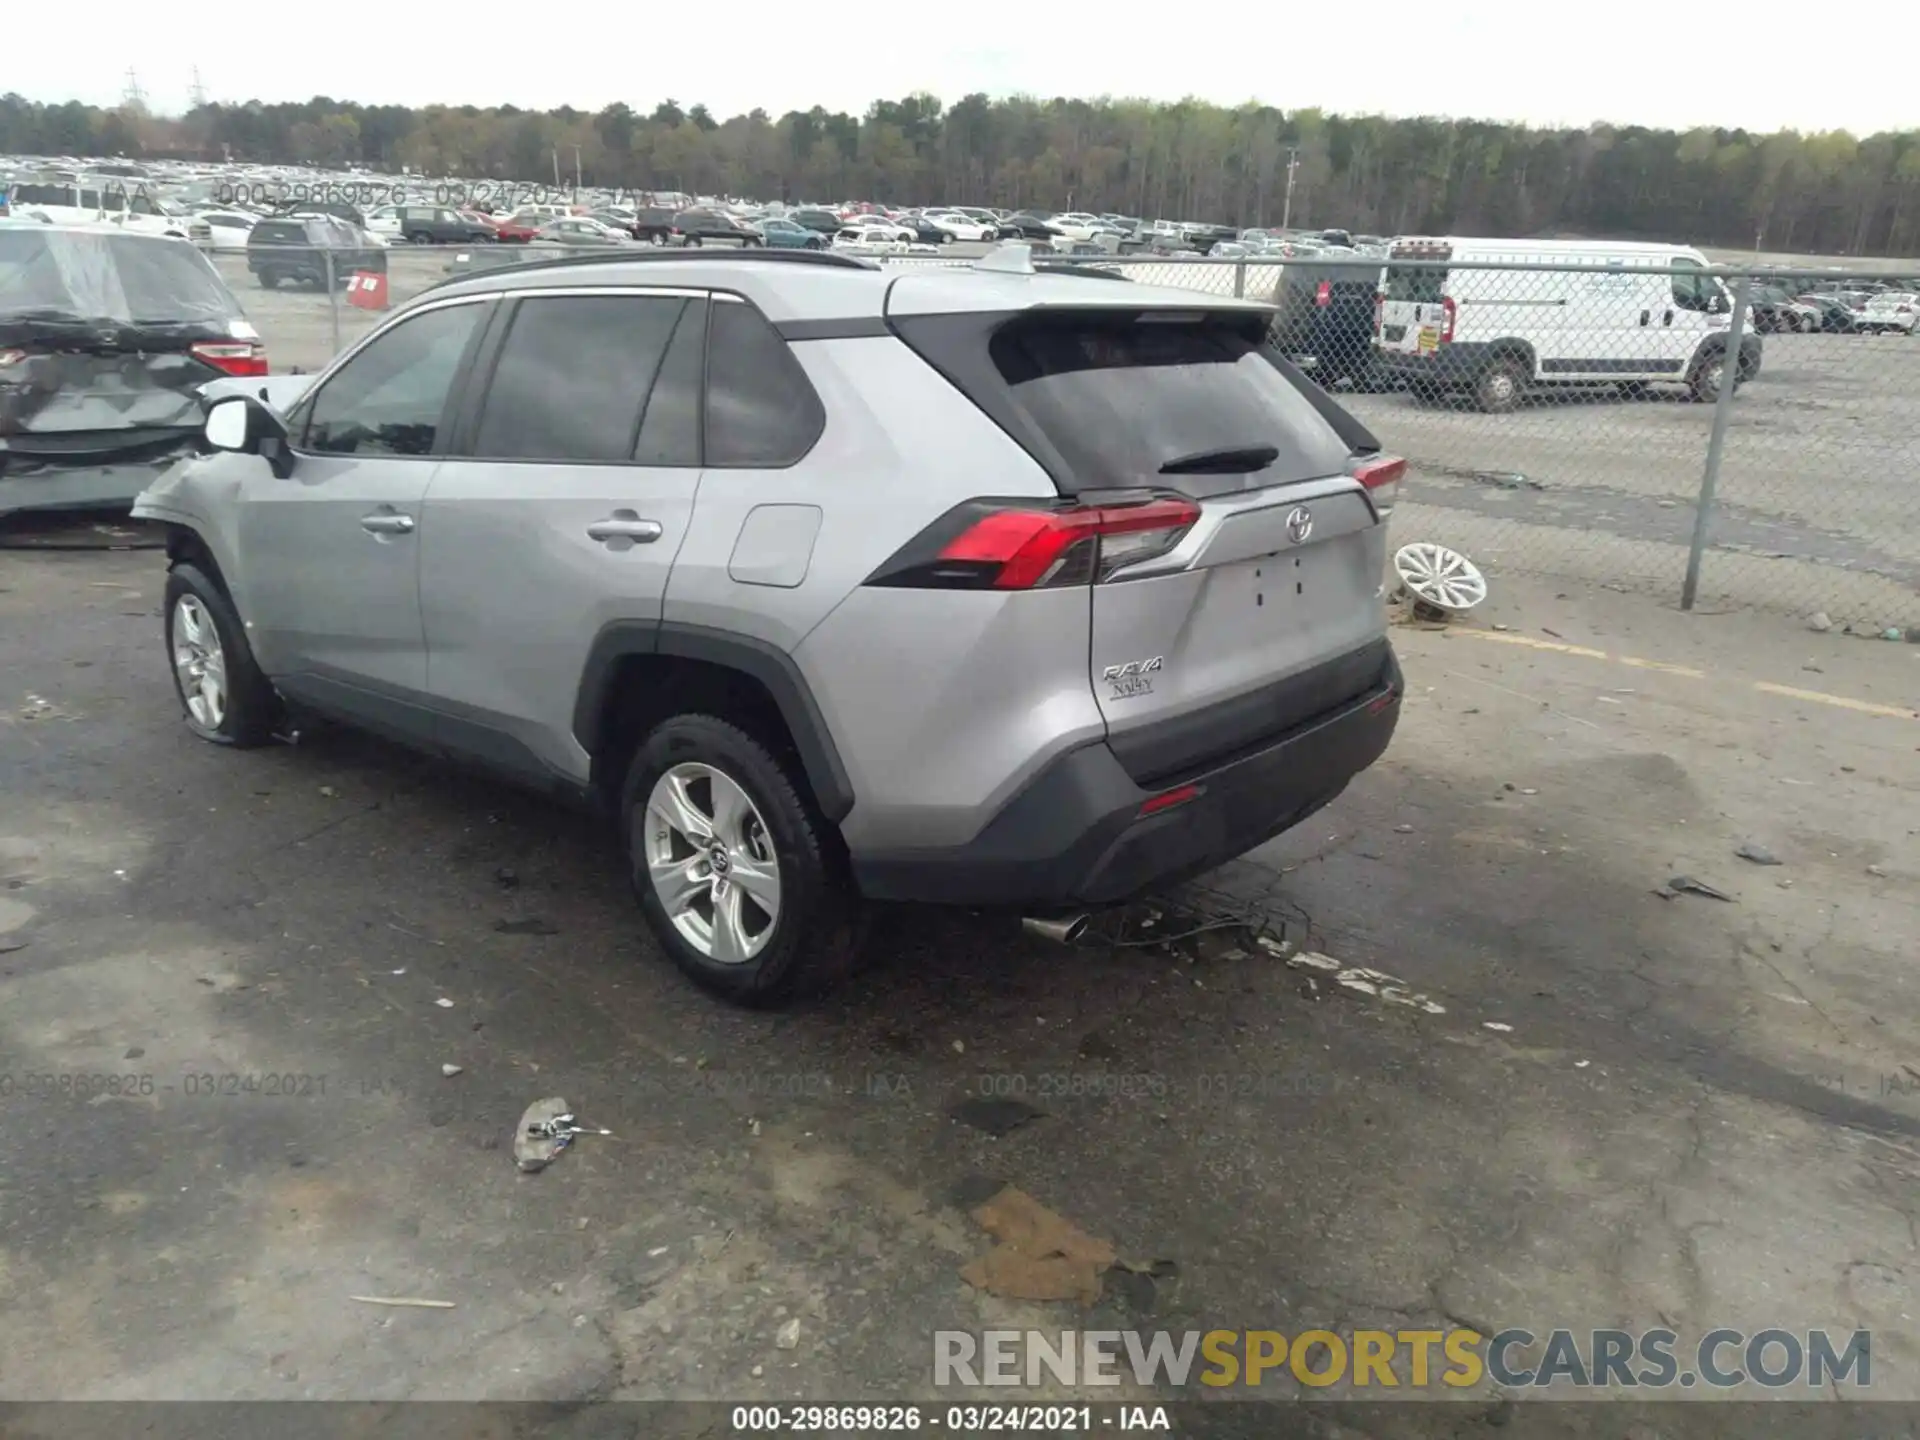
[419,245,879,296]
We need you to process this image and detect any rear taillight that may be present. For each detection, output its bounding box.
[0,348,25,370]
[1440,296,1457,343]
[1373,293,1384,336]
[1353,455,1406,517]
[867,495,1202,590]
[191,340,269,377]
[1315,280,1332,308]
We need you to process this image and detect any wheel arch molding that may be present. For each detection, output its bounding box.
[571,621,856,823]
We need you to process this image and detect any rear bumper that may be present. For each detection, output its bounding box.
[851,646,1403,907]
[1372,341,1497,385]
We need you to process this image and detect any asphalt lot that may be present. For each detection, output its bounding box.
[211,244,1920,631]
[3,542,1916,1422]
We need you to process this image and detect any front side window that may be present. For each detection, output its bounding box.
[1671,258,1722,313]
[299,302,486,457]
[468,294,689,464]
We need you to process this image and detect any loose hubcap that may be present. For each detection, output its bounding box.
[641,762,780,964]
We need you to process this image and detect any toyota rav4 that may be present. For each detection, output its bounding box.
[133,245,1405,1005]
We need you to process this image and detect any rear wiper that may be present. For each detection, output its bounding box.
[1158,443,1280,475]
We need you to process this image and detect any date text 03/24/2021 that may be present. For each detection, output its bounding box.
[728,1405,1170,1432]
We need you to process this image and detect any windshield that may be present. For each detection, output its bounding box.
[0,228,243,330]
[1384,264,1447,304]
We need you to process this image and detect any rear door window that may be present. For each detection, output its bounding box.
[985,310,1353,489]
[467,294,688,464]
[1383,264,1447,304]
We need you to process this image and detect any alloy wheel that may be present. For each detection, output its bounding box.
[171,595,228,729]
[643,762,781,964]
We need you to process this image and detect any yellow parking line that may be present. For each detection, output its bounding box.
[1445,628,1912,721]
[1753,682,1915,720]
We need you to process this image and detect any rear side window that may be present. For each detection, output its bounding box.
[985,311,1352,487]
[251,221,304,245]
[470,294,688,464]
[704,298,825,467]
[10,183,73,207]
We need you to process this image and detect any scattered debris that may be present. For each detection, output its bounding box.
[515,1096,612,1173]
[348,1295,454,1309]
[960,1186,1116,1304]
[1255,934,1294,959]
[435,997,455,1008]
[1657,875,1734,902]
[1735,842,1782,867]
[1807,612,1833,633]
[0,939,28,956]
[952,1096,1047,1138]
[1393,823,1414,834]
[1881,628,1905,643]
[1866,865,1887,878]
[1289,950,1342,972]
[1284,951,1445,1013]
[752,1364,764,1378]
[495,867,520,890]
[1575,1060,1591,1069]
[19,695,58,720]
[1482,1022,1515,1033]
[775,1318,802,1350]
[441,1064,463,1078]
[1474,470,1544,491]
[319,786,338,798]
[951,1039,965,1055]
[494,916,560,936]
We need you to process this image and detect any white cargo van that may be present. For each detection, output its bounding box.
[1373,237,1762,411]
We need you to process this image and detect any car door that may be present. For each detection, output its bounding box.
[418,288,707,786]
[236,296,492,732]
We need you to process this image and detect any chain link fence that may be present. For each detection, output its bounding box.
[224,242,1919,630]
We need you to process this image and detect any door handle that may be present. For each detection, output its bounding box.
[1664,310,1674,327]
[360,512,415,535]
[1640,310,1650,327]
[587,514,663,544]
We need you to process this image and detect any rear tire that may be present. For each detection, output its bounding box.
[1688,349,1730,403]
[256,269,280,289]
[405,231,432,245]
[1474,357,1527,414]
[622,715,859,1007]
[164,564,279,749]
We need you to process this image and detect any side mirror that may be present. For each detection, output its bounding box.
[1708,293,1730,315]
[205,395,292,476]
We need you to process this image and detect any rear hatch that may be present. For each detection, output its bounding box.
[2,227,265,493]
[889,292,1400,785]
[1378,241,1453,356]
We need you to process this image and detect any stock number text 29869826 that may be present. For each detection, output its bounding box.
[213,180,590,210]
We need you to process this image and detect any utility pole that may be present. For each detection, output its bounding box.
[1280,148,1300,232]
[574,145,583,190]
[552,148,562,187]
[121,68,147,111]
[189,67,208,109]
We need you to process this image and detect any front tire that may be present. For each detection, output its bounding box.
[622,715,858,1006]
[164,564,278,748]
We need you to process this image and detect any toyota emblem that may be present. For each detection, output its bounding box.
[1285,506,1314,544]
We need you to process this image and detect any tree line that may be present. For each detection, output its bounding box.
[4,91,1918,256]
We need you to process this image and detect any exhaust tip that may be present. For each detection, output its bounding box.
[1022,912,1090,945]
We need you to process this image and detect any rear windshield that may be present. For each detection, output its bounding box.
[985,311,1353,488]
[0,228,242,326]
[251,220,309,244]
[1383,264,1447,304]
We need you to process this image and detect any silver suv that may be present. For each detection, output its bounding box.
[134,246,1406,1005]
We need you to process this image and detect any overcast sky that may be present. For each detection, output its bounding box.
[17,0,1908,137]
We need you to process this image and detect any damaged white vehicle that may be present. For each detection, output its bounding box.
[0,221,267,517]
